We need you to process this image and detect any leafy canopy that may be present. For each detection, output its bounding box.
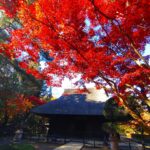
[0,0,150,131]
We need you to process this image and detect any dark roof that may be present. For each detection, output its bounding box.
[31,94,105,116]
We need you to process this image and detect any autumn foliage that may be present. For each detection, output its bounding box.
[0,94,46,120]
[0,0,150,131]
[6,95,33,118]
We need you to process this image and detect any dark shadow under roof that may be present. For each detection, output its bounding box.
[31,94,105,116]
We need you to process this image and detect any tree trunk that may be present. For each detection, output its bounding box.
[109,133,120,150]
[110,140,119,150]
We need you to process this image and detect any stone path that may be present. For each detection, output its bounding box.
[33,142,103,150]
[54,142,83,150]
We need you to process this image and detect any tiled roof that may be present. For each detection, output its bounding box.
[31,94,105,116]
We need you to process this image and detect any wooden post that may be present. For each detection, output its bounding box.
[129,139,132,150]
[94,138,95,148]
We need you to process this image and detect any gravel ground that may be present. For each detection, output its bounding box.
[0,137,147,150]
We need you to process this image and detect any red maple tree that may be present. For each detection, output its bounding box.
[0,0,150,131]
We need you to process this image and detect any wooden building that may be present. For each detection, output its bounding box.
[31,89,109,140]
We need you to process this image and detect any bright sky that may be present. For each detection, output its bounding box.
[144,44,150,56]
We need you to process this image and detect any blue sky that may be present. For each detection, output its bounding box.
[144,44,150,56]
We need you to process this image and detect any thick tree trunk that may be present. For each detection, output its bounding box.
[110,140,119,150]
[109,133,120,150]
